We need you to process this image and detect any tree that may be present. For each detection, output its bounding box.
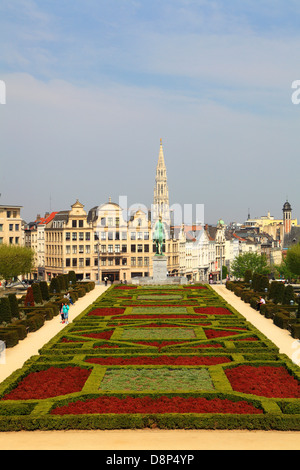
[231,252,269,279]
[0,245,34,282]
[285,244,300,277]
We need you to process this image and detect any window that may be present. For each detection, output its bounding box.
[115,258,120,265]
[122,232,127,240]
[101,258,106,266]
[108,245,113,253]
[108,232,113,240]
[131,232,136,240]
[0,224,2,231]
[101,245,106,254]
[122,258,127,265]
[9,224,13,231]
[108,258,113,266]
[66,258,70,267]
[86,245,90,254]
[72,258,77,267]
[94,232,99,241]
[122,245,127,253]
[108,217,113,227]
[72,246,77,254]
[79,232,84,241]
[79,258,84,268]
[131,257,136,266]
[144,232,149,240]
[138,257,143,267]
[6,211,11,218]
[72,232,77,241]
[72,220,77,228]
[9,237,13,244]
[66,232,70,241]
[100,232,106,240]
[115,232,120,240]
[115,244,120,253]
[15,224,19,231]
[0,238,3,244]
[66,245,71,254]
[137,244,143,252]
[85,258,90,266]
[144,257,149,266]
[15,237,19,244]
[79,245,84,254]
[131,244,136,252]
[85,232,90,241]
[144,244,149,252]
[79,220,83,228]
[137,232,143,240]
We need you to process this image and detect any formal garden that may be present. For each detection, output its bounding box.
[0,283,299,431]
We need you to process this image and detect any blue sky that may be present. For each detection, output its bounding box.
[1,0,300,224]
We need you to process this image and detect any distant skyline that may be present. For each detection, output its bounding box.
[1,1,300,224]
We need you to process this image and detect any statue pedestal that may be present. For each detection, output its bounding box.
[152,255,168,283]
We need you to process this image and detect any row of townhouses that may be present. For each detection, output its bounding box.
[1,141,298,283]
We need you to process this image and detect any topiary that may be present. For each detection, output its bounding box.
[32,283,43,304]
[0,297,12,324]
[39,281,49,301]
[7,293,20,319]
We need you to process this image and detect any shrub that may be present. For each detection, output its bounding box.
[0,297,12,323]
[7,294,20,319]
[283,285,295,305]
[39,281,50,301]
[24,286,35,307]
[32,283,43,304]
[244,269,252,283]
[68,271,77,285]
[273,312,290,330]
[0,328,19,348]
[49,277,60,294]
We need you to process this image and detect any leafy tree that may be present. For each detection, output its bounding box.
[231,252,269,279]
[0,245,34,282]
[285,244,300,277]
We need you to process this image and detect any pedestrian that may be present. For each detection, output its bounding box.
[65,292,74,305]
[256,296,265,311]
[63,302,70,324]
[60,302,64,323]
[104,276,108,286]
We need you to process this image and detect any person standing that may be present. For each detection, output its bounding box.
[63,302,70,324]
[60,302,64,323]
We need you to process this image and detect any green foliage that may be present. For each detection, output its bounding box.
[252,273,269,292]
[231,252,269,279]
[283,285,295,305]
[0,245,34,281]
[49,277,60,294]
[7,294,20,319]
[269,281,285,304]
[244,269,253,283]
[0,297,12,323]
[32,283,43,304]
[285,244,300,276]
[39,281,49,301]
[68,271,77,285]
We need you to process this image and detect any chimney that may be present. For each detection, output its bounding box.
[36,214,41,222]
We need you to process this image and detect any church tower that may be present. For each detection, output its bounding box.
[283,200,292,235]
[153,139,171,229]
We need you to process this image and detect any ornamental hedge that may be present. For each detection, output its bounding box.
[0,283,299,431]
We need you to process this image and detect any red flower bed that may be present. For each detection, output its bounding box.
[94,343,119,349]
[2,366,91,400]
[88,308,125,316]
[82,331,114,340]
[194,307,232,315]
[192,343,224,349]
[115,315,207,320]
[51,395,263,415]
[225,365,300,398]
[85,355,232,366]
[205,329,241,339]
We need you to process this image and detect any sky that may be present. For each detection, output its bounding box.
[1,0,300,225]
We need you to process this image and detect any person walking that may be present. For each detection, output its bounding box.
[63,302,70,324]
[60,302,65,323]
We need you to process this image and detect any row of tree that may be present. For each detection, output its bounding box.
[230,244,300,280]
